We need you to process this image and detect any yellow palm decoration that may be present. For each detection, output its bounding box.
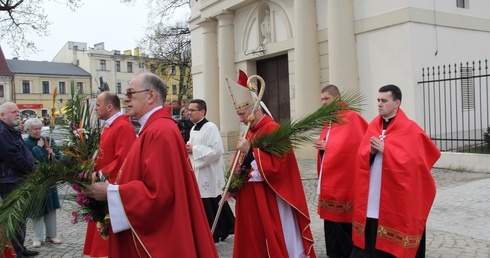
[50,87,58,135]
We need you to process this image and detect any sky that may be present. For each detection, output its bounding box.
[1,0,164,61]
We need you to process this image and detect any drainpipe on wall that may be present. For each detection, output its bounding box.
[10,77,15,102]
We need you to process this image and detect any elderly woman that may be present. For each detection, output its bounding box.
[23,118,62,248]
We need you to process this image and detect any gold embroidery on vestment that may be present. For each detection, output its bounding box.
[377,225,421,248]
[352,220,365,236]
[318,199,353,213]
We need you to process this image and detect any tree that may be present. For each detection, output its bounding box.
[126,0,192,111]
[0,0,82,57]
[138,20,192,108]
[484,126,490,152]
[1,0,189,57]
[122,0,188,20]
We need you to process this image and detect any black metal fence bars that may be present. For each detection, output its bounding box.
[418,59,489,153]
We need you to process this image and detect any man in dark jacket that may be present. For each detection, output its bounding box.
[0,101,38,257]
[177,107,193,143]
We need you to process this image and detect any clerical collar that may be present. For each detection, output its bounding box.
[138,106,163,133]
[250,115,266,128]
[193,118,208,131]
[382,115,395,130]
[104,111,123,128]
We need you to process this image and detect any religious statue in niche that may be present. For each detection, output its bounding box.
[260,9,271,45]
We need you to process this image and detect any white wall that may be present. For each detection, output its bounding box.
[354,0,410,19]
[355,0,490,20]
[411,24,490,70]
[410,23,490,128]
[356,23,415,122]
[355,0,490,124]
[316,0,327,30]
[413,0,490,19]
[435,152,490,173]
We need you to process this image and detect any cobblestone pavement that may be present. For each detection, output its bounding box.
[26,152,490,257]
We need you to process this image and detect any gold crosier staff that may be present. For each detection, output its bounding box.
[211,75,266,234]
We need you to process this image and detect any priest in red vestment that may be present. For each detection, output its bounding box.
[85,73,218,258]
[351,85,441,258]
[314,85,367,258]
[226,71,316,258]
[83,91,136,258]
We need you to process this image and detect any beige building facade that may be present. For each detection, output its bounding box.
[189,0,490,156]
[53,42,149,100]
[52,41,186,113]
[4,59,91,118]
[12,74,91,118]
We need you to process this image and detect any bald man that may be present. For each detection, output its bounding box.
[83,91,136,257]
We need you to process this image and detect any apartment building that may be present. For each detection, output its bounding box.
[2,55,91,117]
[52,41,189,113]
[52,41,146,99]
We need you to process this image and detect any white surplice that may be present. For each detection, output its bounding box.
[188,121,225,198]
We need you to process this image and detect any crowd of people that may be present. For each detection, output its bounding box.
[0,70,441,258]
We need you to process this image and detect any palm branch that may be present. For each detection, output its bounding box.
[0,81,103,250]
[64,80,88,128]
[224,91,365,193]
[0,158,90,250]
[251,91,365,156]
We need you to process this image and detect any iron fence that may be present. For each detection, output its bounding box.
[418,59,489,153]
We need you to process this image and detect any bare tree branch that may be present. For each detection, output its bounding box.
[138,20,192,105]
[0,0,82,57]
[122,0,189,21]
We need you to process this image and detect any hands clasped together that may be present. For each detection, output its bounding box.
[82,182,109,201]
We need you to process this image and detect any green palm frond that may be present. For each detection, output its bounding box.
[0,81,103,250]
[64,80,90,128]
[252,91,365,156]
[64,81,77,123]
[224,92,365,193]
[0,158,89,250]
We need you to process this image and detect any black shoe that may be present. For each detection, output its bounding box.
[220,234,229,242]
[22,248,39,257]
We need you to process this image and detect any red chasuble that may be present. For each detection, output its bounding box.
[110,108,218,258]
[317,110,367,223]
[83,114,136,258]
[233,115,316,258]
[96,114,136,182]
[352,109,441,257]
[1,242,15,258]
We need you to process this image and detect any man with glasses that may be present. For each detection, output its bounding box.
[186,99,235,243]
[85,73,218,257]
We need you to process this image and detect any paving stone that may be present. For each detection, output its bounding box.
[26,152,490,257]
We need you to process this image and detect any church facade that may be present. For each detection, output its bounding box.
[189,0,490,155]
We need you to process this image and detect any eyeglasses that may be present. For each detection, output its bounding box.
[187,109,202,112]
[125,89,150,99]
